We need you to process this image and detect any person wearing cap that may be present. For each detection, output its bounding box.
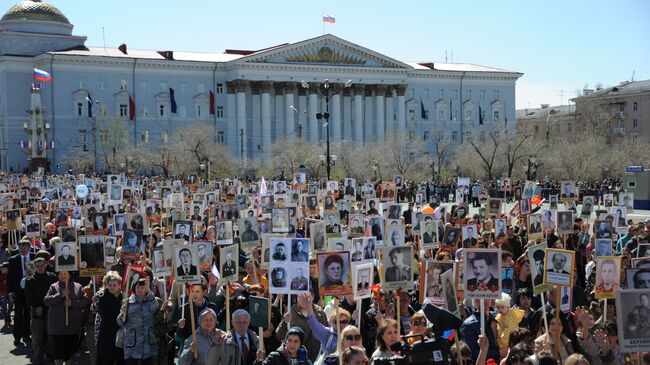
[116,277,159,363]
[24,256,57,364]
[43,271,88,365]
[277,290,328,362]
[7,239,35,346]
[262,326,309,365]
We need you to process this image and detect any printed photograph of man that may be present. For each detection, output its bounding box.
[544,249,574,287]
[221,249,237,278]
[174,221,193,242]
[290,268,308,290]
[291,239,309,262]
[240,218,260,243]
[464,250,500,294]
[384,246,412,283]
[25,215,40,235]
[349,215,365,237]
[271,241,287,261]
[176,248,198,276]
[595,257,620,299]
[114,214,127,232]
[421,220,438,247]
[557,211,573,234]
[57,243,76,266]
[462,225,478,248]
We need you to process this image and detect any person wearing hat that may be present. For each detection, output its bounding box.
[7,239,35,346]
[116,277,160,363]
[24,256,57,364]
[262,326,309,365]
[43,271,88,365]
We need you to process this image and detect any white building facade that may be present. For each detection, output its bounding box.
[0,1,523,172]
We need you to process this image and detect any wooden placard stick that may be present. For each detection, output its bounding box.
[188,288,198,358]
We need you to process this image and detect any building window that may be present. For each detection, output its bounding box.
[493,111,500,122]
[140,81,148,92]
[119,104,128,118]
[453,111,458,121]
[217,130,225,143]
[141,130,149,143]
[437,109,444,121]
[480,90,485,100]
[141,106,149,118]
[438,89,443,99]
[632,135,638,143]
[424,89,429,99]
[160,131,168,144]
[159,104,166,117]
[99,80,107,90]
[197,105,202,118]
[216,83,224,94]
[408,109,415,121]
[452,131,458,142]
[120,80,128,91]
[464,109,472,122]
[99,104,107,116]
[197,83,205,93]
[633,119,638,128]
[79,130,87,144]
[493,90,499,100]
[466,89,471,100]
[423,131,430,141]
[160,81,168,92]
[619,120,625,128]
[77,102,84,117]
[99,129,108,143]
[633,102,638,111]
[619,103,624,112]
[567,123,572,132]
[409,89,414,98]
[216,106,224,118]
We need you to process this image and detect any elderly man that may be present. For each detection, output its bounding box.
[224,309,262,365]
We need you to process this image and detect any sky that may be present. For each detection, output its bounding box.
[3,0,648,109]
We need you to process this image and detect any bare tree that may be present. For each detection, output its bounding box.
[466,131,500,180]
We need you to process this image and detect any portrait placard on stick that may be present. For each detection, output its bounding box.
[249,296,269,330]
[595,256,621,299]
[79,235,106,277]
[382,246,413,291]
[55,242,78,272]
[543,248,575,287]
[463,248,501,300]
[353,262,374,300]
[219,245,239,285]
[152,247,170,277]
[420,260,454,305]
[616,289,650,353]
[318,251,352,296]
[172,244,201,284]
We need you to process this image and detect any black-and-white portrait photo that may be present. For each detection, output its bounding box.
[59,226,77,243]
[128,213,145,230]
[581,196,594,217]
[174,245,199,277]
[122,229,143,258]
[619,192,634,213]
[79,235,106,276]
[595,238,614,257]
[527,214,543,235]
[216,220,233,245]
[291,238,310,262]
[55,242,78,272]
[353,262,373,300]
[463,249,501,299]
[219,245,238,283]
[544,248,575,287]
[421,219,438,248]
[25,214,41,237]
[461,224,478,248]
[616,289,650,352]
[386,204,401,220]
[385,225,405,247]
[556,211,574,234]
[272,208,289,233]
[173,220,193,243]
[113,214,127,233]
[383,246,413,289]
[487,199,502,215]
[442,227,461,251]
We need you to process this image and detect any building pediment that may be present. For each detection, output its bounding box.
[235,34,412,69]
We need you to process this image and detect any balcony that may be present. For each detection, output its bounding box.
[615,111,626,119]
[613,127,626,135]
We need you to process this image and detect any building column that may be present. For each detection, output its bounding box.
[226,81,237,157]
[274,83,284,143]
[260,81,272,161]
[234,80,248,161]
[385,86,395,136]
[308,88,319,143]
[284,83,296,141]
[330,84,342,142]
[364,85,374,141]
[342,88,352,141]
[354,85,364,145]
[298,87,307,140]
[396,84,407,135]
[375,85,386,140]
[251,82,261,159]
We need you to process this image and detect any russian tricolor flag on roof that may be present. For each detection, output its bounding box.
[322,14,335,23]
[33,68,52,82]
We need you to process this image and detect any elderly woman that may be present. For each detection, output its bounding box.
[44,271,88,365]
[406,312,431,344]
[370,319,401,365]
[117,278,160,364]
[180,308,224,365]
[95,271,124,365]
[262,326,310,365]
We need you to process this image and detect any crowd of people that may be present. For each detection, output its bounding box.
[0,172,648,365]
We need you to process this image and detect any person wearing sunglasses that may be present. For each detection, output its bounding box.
[323,325,364,365]
[405,312,431,345]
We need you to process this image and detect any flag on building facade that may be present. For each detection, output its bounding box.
[322,14,335,23]
[420,99,428,120]
[479,105,483,125]
[86,94,93,118]
[169,88,177,113]
[33,68,52,82]
[129,96,136,121]
[449,100,453,121]
[209,91,215,115]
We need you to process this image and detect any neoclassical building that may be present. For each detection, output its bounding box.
[0,0,523,172]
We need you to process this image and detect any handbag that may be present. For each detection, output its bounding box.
[115,327,124,348]
[313,333,334,365]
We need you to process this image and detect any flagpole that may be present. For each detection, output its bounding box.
[322,13,325,35]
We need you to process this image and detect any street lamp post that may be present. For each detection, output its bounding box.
[301,79,352,180]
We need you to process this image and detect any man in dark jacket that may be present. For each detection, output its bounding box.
[7,239,35,346]
[24,257,57,364]
[460,300,500,363]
